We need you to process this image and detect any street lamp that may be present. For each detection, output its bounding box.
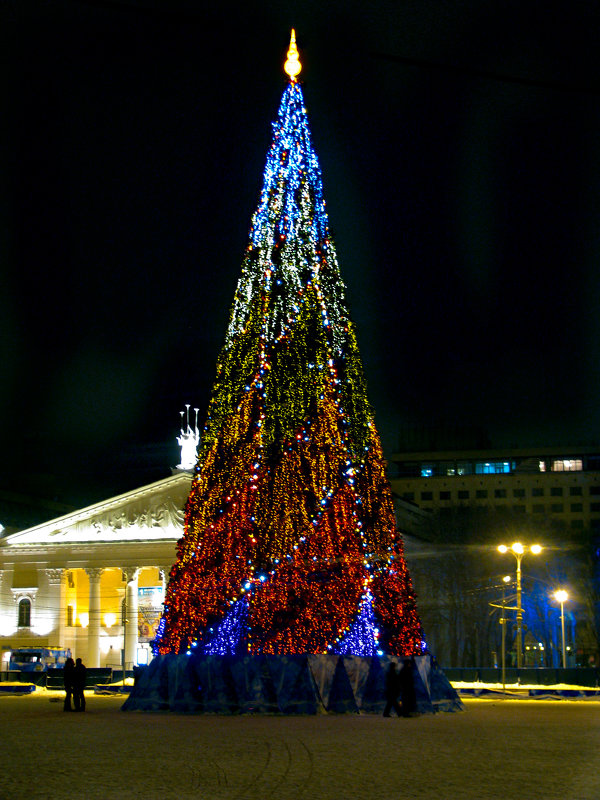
[554,589,569,668]
[497,542,542,669]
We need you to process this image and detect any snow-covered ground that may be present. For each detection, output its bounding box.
[0,689,598,799]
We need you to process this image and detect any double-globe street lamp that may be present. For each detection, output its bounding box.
[553,589,569,668]
[497,542,542,669]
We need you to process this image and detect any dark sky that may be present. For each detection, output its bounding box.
[3,0,600,509]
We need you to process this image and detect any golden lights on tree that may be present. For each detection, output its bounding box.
[155,33,423,658]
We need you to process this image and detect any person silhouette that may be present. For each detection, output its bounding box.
[63,657,75,711]
[399,657,418,717]
[73,657,87,712]
[382,662,402,717]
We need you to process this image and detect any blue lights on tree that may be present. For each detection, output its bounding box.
[332,591,379,656]
[202,599,249,655]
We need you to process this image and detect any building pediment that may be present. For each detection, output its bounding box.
[1,473,193,547]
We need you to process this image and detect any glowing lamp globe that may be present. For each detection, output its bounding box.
[554,590,568,604]
[530,544,542,554]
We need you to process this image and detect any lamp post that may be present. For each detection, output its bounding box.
[500,575,511,691]
[497,543,542,669]
[554,589,569,668]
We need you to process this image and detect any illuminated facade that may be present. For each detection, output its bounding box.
[390,445,600,531]
[0,421,197,671]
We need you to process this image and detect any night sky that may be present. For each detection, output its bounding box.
[3,1,600,510]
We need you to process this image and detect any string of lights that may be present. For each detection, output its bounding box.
[155,44,423,658]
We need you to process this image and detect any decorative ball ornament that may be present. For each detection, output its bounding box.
[284,29,302,82]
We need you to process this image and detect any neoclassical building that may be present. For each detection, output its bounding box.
[0,419,200,670]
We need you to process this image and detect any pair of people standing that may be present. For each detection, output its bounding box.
[63,657,87,712]
[383,658,417,717]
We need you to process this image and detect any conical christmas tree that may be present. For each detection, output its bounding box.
[156,32,423,658]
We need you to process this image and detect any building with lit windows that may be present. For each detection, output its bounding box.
[389,445,600,531]
[0,414,200,672]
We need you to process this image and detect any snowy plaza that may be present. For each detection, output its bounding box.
[0,691,598,799]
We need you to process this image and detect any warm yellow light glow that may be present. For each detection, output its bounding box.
[497,544,508,553]
[554,589,568,604]
[79,612,89,628]
[530,544,542,554]
[511,542,524,554]
[503,575,511,583]
[284,29,302,81]
[104,613,116,627]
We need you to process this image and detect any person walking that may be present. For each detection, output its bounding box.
[63,657,75,711]
[399,657,418,717]
[73,657,87,712]
[382,662,402,717]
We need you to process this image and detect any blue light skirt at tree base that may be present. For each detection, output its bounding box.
[121,653,463,714]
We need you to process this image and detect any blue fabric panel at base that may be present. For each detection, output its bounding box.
[307,654,338,708]
[266,655,319,714]
[229,655,279,714]
[122,653,464,714]
[341,656,371,709]
[326,657,359,713]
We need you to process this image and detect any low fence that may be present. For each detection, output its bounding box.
[46,667,113,688]
[0,668,113,688]
[444,667,600,687]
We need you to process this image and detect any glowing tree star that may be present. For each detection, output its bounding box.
[155,31,423,658]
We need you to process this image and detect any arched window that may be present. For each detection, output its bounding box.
[18,598,31,628]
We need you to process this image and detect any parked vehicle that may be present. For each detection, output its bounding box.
[9,647,71,672]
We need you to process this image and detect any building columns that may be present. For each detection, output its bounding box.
[85,568,103,668]
[44,568,65,646]
[123,567,140,670]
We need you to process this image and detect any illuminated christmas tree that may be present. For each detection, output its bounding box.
[156,31,423,659]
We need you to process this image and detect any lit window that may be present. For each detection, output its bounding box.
[475,461,512,474]
[421,467,433,477]
[552,459,582,472]
[539,461,546,472]
[18,598,31,628]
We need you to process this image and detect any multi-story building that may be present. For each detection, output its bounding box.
[390,445,600,532]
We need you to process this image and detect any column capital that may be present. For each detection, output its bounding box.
[44,568,64,585]
[85,567,104,582]
[123,567,140,583]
